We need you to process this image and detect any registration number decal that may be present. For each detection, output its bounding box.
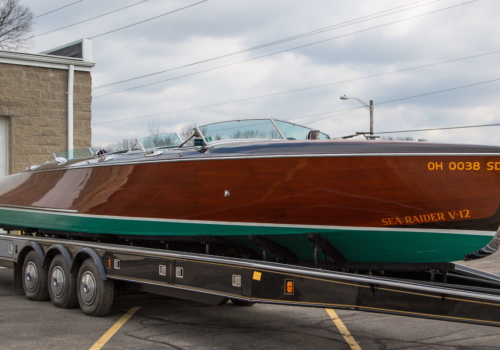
[427,161,500,171]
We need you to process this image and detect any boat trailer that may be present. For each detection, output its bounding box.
[0,231,500,327]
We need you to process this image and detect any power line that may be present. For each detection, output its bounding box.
[91,76,500,140]
[92,0,477,98]
[93,0,443,90]
[32,0,149,38]
[91,51,500,125]
[295,77,500,125]
[375,123,500,134]
[88,0,207,39]
[33,0,83,19]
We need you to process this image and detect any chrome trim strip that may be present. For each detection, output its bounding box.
[8,152,500,176]
[0,206,493,236]
[0,204,78,213]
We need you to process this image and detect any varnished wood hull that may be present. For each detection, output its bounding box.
[1,144,499,263]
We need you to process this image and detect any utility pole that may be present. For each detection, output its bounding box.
[369,100,374,135]
[340,95,375,136]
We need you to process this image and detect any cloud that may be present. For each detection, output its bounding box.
[21,0,500,146]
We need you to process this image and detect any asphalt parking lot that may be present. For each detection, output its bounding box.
[2,255,500,350]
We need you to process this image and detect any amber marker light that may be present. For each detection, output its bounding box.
[107,258,111,268]
[285,279,294,295]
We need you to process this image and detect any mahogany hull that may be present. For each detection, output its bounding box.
[0,145,499,263]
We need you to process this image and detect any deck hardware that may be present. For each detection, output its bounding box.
[284,279,294,295]
[232,274,242,287]
[26,165,40,171]
[98,155,114,162]
[159,265,167,276]
[54,157,67,165]
[176,266,184,278]
[8,245,13,254]
[178,153,183,157]
[224,190,230,197]
[145,149,164,157]
[114,259,120,269]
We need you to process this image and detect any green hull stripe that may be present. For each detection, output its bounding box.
[0,208,493,263]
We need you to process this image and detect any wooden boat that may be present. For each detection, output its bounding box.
[0,118,499,264]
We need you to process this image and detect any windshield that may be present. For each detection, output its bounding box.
[274,120,330,140]
[139,133,183,149]
[198,119,284,142]
[53,148,96,160]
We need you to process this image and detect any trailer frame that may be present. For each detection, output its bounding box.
[1,231,500,326]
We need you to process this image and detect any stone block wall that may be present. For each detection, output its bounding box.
[0,63,92,174]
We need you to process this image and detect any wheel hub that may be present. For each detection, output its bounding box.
[24,262,38,292]
[50,266,65,298]
[80,271,96,305]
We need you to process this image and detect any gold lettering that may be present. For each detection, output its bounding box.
[382,218,389,226]
[395,217,402,224]
[463,209,471,218]
[448,211,456,219]
[405,216,412,223]
[437,213,445,220]
[423,214,431,222]
[428,162,443,170]
[487,162,494,170]
[430,213,437,221]
[412,216,421,223]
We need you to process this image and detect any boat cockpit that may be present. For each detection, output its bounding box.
[26,119,330,171]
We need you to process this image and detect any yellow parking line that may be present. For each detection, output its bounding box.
[326,308,362,350]
[89,306,140,350]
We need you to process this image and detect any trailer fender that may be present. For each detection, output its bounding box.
[18,241,44,267]
[43,244,73,270]
[71,248,107,281]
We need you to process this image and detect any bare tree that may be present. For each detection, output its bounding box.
[180,124,195,145]
[381,135,415,141]
[147,122,162,147]
[0,0,33,50]
[92,138,137,153]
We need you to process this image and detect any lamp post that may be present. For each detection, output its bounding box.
[340,95,374,135]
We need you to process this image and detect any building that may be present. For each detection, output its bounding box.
[0,39,94,176]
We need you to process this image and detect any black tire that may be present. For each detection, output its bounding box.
[48,254,78,308]
[77,258,114,316]
[230,299,255,306]
[22,250,50,301]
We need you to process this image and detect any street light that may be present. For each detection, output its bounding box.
[340,95,374,135]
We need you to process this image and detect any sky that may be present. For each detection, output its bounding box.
[19,0,500,146]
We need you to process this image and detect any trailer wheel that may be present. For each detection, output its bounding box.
[22,250,50,301]
[77,258,114,316]
[48,254,78,308]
